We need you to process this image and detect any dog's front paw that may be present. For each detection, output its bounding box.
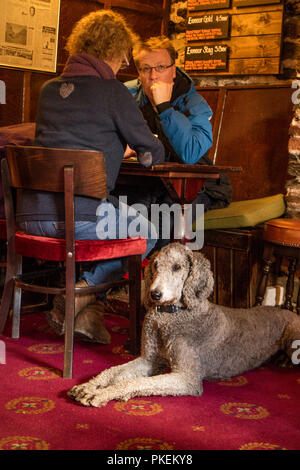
[74,389,110,408]
[68,383,96,400]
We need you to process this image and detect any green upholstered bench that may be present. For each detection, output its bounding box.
[193,194,285,231]
[193,194,286,309]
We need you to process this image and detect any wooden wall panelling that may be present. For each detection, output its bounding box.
[186,4,284,75]
[216,85,292,201]
[58,0,106,67]
[0,69,26,126]
[108,0,163,15]
[197,85,293,201]
[161,0,171,35]
[215,246,233,306]
[196,87,221,130]
[202,227,263,307]
[232,248,250,307]
[114,8,163,44]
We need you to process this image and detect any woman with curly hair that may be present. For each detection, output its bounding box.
[17,10,164,341]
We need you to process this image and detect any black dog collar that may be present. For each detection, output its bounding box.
[156,305,182,313]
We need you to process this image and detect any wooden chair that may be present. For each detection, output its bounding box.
[0,219,7,268]
[255,218,300,313]
[0,145,146,378]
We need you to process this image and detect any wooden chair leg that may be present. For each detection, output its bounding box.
[0,241,18,334]
[284,257,297,311]
[12,254,23,339]
[63,258,75,379]
[255,244,274,306]
[64,300,75,379]
[0,278,14,334]
[128,254,142,355]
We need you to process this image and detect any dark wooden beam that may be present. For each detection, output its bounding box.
[22,71,32,123]
[161,0,171,35]
[94,0,162,16]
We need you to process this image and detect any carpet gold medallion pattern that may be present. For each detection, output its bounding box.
[192,426,205,432]
[114,399,163,416]
[116,438,174,450]
[221,403,269,419]
[28,343,64,354]
[18,367,61,379]
[217,376,248,386]
[1,312,299,450]
[239,442,287,450]
[5,397,55,414]
[0,436,50,450]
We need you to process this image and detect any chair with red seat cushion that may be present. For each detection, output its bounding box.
[255,218,300,313]
[0,145,147,378]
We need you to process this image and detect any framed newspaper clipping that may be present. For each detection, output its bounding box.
[0,0,61,72]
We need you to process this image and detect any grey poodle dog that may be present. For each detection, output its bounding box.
[68,242,300,407]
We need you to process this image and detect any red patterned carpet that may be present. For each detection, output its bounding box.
[0,311,300,451]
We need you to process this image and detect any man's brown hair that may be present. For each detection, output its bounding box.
[132,36,177,68]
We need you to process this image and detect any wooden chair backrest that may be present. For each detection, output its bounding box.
[4,145,108,200]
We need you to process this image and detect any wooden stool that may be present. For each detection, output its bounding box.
[255,218,300,313]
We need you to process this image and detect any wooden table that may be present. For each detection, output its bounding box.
[119,161,242,205]
[118,161,242,243]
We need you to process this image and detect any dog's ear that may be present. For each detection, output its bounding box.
[143,250,157,310]
[182,250,214,309]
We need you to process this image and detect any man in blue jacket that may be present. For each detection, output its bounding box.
[126,36,213,167]
[119,36,232,247]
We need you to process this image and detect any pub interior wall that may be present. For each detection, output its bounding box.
[168,0,300,215]
[169,0,300,84]
[0,0,166,126]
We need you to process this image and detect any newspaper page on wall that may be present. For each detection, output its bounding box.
[0,0,61,72]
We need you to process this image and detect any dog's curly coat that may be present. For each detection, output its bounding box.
[69,242,300,407]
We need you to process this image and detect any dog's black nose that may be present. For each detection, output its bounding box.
[151,289,162,301]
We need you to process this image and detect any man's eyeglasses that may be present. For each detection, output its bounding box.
[139,63,174,75]
[120,54,130,70]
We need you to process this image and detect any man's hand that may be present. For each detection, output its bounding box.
[150,81,174,106]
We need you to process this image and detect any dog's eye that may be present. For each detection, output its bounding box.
[172,263,181,272]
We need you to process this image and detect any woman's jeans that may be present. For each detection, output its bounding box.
[18,199,157,288]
